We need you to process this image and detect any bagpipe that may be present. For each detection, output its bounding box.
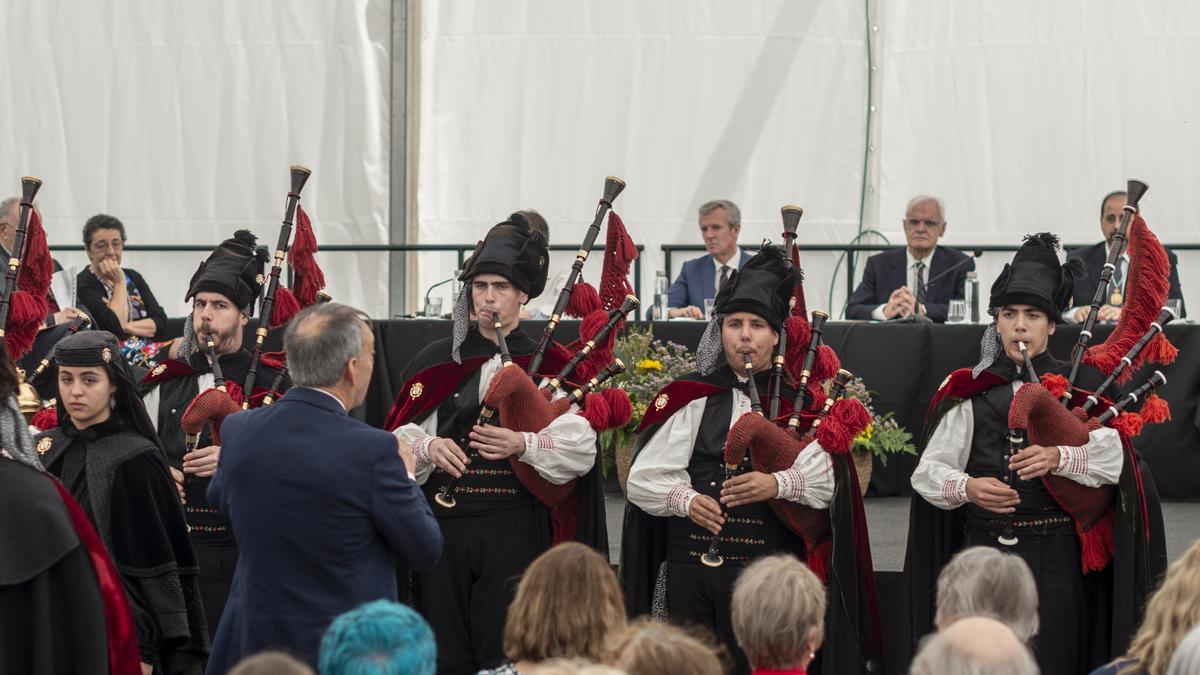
[702,206,873,579]
[1004,180,1177,570]
[180,165,329,444]
[0,176,60,423]
[434,177,639,524]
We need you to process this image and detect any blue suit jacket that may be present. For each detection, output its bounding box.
[1066,242,1186,318]
[205,387,442,673]
[844,246,974,323]
[655,250,752,318]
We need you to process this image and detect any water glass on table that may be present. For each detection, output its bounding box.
[704,298,716,320]
[424,297,443,318]
[947,299,967,324]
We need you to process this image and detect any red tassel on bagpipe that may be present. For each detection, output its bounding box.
[831,398,872,438]
[1111,412,1145,438]
[599,210,638,312]
[1084,214,1171,374]
[1039,372,1071,400]
[816,417,854,455]
[599,387,632,429]
[31,405,58,431]
[578,392,611,432]
[261,351,287,371]
[290,205,326,308]
[270,287,301,328]
[813,344,841,383]
[5,290,46,359]
[790,244,808,319]
[18,209,53,296]
[1143,333,1178,366]
[784,315,810,370]
[564,282,602,318]
[1140,393,1171,424]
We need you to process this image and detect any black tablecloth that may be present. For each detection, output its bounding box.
[358,320,1200,500]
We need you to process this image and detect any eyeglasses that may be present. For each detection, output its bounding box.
[90,239,125,252]
[905,218,943,228]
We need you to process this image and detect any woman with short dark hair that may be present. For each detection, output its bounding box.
[75,213,168,365]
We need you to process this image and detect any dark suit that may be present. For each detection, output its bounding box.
[654,250,752,318]
[1066,242,1186,318]
[205,387,443,673]
[845,246,974,323]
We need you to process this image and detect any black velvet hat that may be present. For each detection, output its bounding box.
[52,331,163,446]
[458,212,549,299]
[712,244,797,332]
[185,230,270,315]
[989,232,1082,317]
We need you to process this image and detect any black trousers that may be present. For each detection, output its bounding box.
[665,560,749,675]
[193,541,237,639]
[965,519,1097,675]
[413,505,549,675]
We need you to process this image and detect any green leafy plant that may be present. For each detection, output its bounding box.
[836,376,917,466]
[598,325,698,474]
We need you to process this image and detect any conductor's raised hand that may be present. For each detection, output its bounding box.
[469,424,525,460]
[428,437,469,478]
[966,477,1020,514]
[688,494,724,535]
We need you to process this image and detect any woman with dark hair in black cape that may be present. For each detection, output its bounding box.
[36,330,208,675]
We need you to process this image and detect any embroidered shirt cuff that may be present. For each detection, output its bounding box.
[772,468,806,502]
[412,435,435,467]
[520,431,554,462]
[943,476,969,507]
[1054,445,1087,477]
[667,482,700,518]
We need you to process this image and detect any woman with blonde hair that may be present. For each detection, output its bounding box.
[1090,539,1200,675]
[479,542,626,675]
[731,554,826,675]
[605,619,724,675]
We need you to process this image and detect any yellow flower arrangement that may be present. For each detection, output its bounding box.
[636,359,664,371]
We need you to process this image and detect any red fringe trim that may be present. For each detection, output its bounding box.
[1141,393,1171,424]
[290,204,326,307]
[599,211,638,311]
[784,315,811,380]
[19,209,54,295]
[6,289,47,359]
[813,344,841,383]
[564,282,602,318]
[806,538,831,583]
[1079,514,1115,573]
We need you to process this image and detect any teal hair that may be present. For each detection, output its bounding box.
[318,600,436,675]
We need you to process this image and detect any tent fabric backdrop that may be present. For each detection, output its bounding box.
[416,0,872,315]
[417,0,1199,317]
[2,0,392,318]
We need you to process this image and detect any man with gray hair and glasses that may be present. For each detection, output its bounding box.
[935,546,1039,644]
[205,303,443,672]
[845,195,974,322]
[911,616,1038,675]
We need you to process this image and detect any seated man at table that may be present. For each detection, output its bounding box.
[655,199,751,319]
[845,195,974,322]
[1062,190,1186,323]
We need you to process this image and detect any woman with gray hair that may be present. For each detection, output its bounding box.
[935,546,1039,643]
[730,554,826,675]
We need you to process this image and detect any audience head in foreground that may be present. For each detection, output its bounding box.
[910,616,1037,675]
[501,542,627,668]
[935,546,1039,643]
[229,651,316,675]
[318,600,436,675]
[1167,625,1200,675]
[731,554,826,672]
[1111,539,1200,675]
[606,619,724,675]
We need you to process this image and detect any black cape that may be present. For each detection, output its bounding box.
[901,352,1167,671]
[619,365,883,675]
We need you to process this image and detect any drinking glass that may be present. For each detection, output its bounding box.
[947,299,967,324]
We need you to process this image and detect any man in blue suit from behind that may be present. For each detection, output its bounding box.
[845,195,974,322]
[205,303,443,673]
[655,199,752,319]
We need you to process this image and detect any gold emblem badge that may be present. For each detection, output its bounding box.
[653,393,669,411]
[256,273,266,285]
[100,347,112,363]
[37,437,52,455]
[151,363,167,377]
[409,382,425,399]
